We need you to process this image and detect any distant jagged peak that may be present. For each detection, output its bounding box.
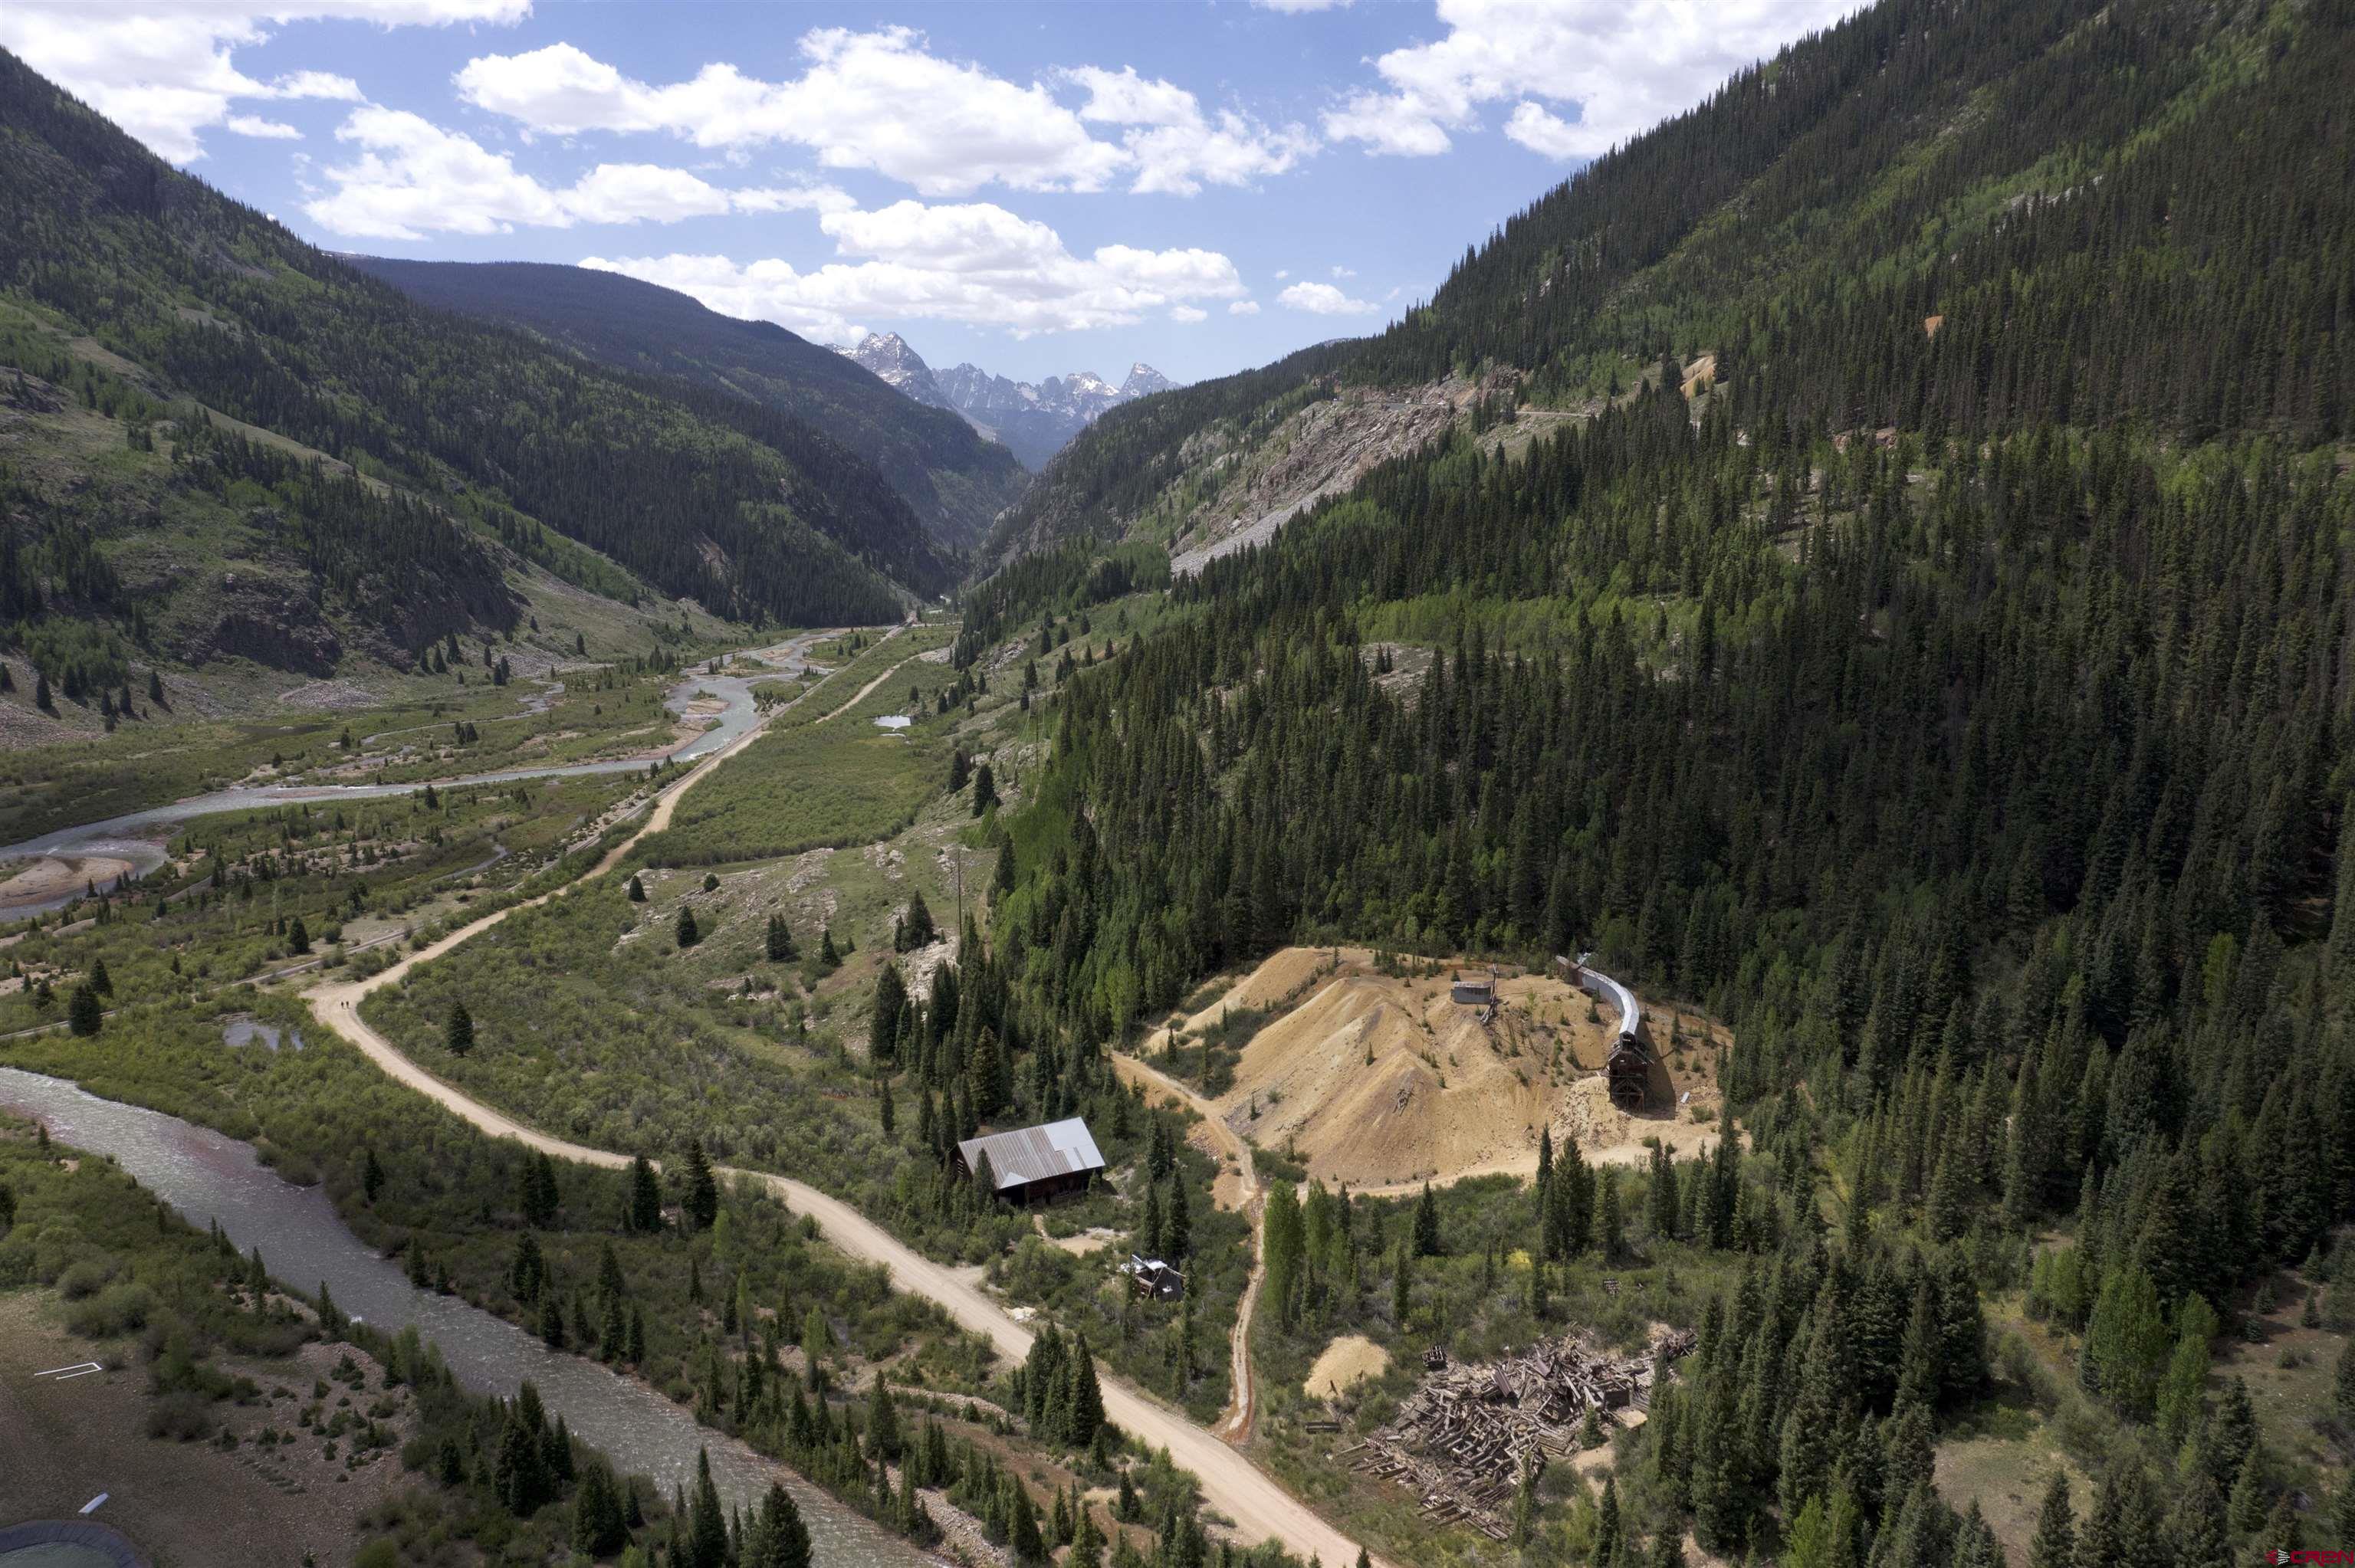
[852,335,1181,467]
[1121,362,1173,398]
[838,330,950,409]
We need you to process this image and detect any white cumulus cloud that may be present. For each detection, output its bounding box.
[1325,0,1860,161]
[225,114,304,139]
[457,31,1310,199]
[0,1,527,163]
[1279,280,1378,316]
[582,198,1247,343]
[1170,305,1209,324]
[270,69,366,102]
[302,107,791,238]
[1229,300,1262,316]
[457,30,1125,196]
[1061,64,1314,196]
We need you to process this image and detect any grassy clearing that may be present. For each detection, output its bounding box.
[637,625,961,867]
[0,769,644,1038]
[0,644,730,845]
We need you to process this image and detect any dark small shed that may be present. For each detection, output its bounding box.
[1121,1254,1185,1301]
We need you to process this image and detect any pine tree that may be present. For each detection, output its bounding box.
[519,1150,560,1228]
[872,963,908,1063]
[628,1153,662,1232]
[2081,1266,2169,1418]
[2167,1477,2229,1568]
[688,1448,729,1568]
[766,914,796,963]
[1414,1181,1444,1256]
[2027,1473,2074,1568]
[628,873,647,902]
[572,1459,629,1556]
[682,1138,718,1230]
[1069,1509,1106,1568]
[1008,1479,1047,1565]
[67,985,102,1037]
[1597,1168,1624,1261]
[1066,1334,1106,1447]
[676,905,701,949]
[1595,1475,1623,1566]
[748,1481,812,1568]
[866,1375,903,1461]
[2228,1449,2269,1535]
[1165,1176,1191,1261]
[445,1000,475,1056]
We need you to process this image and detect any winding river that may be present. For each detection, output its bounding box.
[0,1068,927,1566]
[0,638,826,919]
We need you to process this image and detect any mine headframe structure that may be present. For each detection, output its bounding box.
[1606,1032,1651,1110]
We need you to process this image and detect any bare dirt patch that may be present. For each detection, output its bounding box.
[1155,947,1727,1191]
[1303,1334,1391,1401]
[0,1292,415,1567]
[0,855,135,912]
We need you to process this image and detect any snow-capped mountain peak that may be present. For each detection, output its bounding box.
[836,331,954,412]
[842,340,1182,469]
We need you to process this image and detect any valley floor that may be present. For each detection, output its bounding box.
[291,618,1381,1568]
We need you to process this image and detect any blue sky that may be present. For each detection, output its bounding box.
[5,1,1859,385]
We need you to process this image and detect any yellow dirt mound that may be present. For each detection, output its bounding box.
[1167,947,1719,1191]
[1304,1334,1391,1400]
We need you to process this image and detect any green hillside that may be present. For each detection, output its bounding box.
[0,48,953,686]
[951,1,2355,1557]
[349,258,1030,553]
[994,0,2350,563]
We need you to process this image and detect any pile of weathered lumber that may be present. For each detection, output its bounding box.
[1338,1329,1691,1541]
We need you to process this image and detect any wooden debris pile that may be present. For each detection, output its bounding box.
[1339,1330,1690,1541]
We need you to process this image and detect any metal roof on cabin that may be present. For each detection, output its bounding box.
[957,1117,1105,1190]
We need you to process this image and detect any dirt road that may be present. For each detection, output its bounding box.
[817,646,931,724]
[1114,1051,1264,1444]
[304,628,1378,1568]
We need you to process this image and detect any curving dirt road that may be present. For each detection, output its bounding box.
[303,627,1378,1568]
[1112,1050,1265,1444]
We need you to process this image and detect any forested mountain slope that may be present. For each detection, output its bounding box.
[941,1,2355,1560]
[0,49,949,684]
[348,258,1030,553]
[994,0,2352,566]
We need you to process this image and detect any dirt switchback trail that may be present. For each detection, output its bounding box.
[304,626,1381,1568]
[1113,1050,1264,1444]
